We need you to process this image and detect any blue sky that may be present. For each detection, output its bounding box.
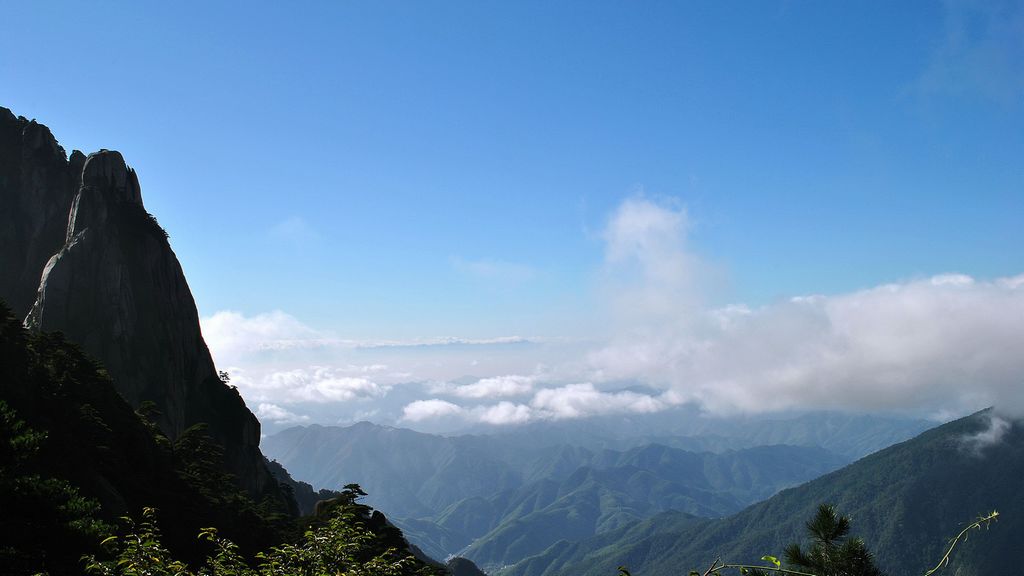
[3,1,1022,430]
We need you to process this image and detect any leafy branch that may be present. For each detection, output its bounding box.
[618,506,1002,576]
[687,556,819,576]
[922,510,999,576]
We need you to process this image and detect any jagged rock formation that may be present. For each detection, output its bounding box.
[0,108,83,318]
[0,106,277,497]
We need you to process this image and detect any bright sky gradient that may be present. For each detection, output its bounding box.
[3,1,1022,431]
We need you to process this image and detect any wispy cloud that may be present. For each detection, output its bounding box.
[270,215,319,244]
[201,310,535,355]
[256,403,311,425]
[600,196,707,326]
[451,256,536,283]
[960,413,1013,456]
[915,0,1024,105]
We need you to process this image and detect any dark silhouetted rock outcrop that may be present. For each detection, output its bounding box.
[0,108,82,317]
[446,557,489,576]
[0,106,279,498]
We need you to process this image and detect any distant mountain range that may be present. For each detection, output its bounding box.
[454,409,934,460]
[451,443,845,569]
[498,409,1021,576]
[262,412,930,567]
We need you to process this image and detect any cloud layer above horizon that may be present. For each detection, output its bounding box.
[201,197,1024,431]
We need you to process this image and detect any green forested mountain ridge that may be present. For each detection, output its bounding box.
[499,409,1022,576]
[457,444,846,571]
[263,423,850,517]
[264,422,847,564]
[264,423,524,519]
[263,410,929,508]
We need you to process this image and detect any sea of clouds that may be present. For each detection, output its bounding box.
[202,197,1024,434]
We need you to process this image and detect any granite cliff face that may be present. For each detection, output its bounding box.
[0,107,276,497]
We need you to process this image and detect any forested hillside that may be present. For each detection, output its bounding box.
[500,409,1020,576]
[0,302,295,572]
[0,297,468,575]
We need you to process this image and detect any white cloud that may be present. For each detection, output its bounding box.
[256,403,310,425]
[265,368,389,403]
[604,196,689,269]
[477,401,533,425]
[591,267,1024,416]
[230,366,390,404]
[431,375,535,398]
[530,383,667,419]
[201,310,329,363]
[585,197,1024,419]
[309,376,386,402]
[960,413,1013,456]
[401,399,464,422]
[199,308,571,431]
[600,196,707,326]
[399,382,670,426]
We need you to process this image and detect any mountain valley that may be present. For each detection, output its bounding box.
[261,414,935,568]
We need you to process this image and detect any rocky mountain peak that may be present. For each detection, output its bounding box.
[81,149,142,205]
[21,118,65,160]
[1,106,281,498]
[65,149,147,243]
[0,108,78,317]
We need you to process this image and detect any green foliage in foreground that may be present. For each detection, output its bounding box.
[0,299,303,571]
[782,504,882,576]
[0,400,112,574]
[84,486,444,576]
[0,300,441,575]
